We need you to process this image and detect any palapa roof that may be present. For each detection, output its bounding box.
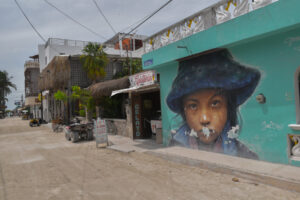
[89,76,129,98]
[39,56,71,91]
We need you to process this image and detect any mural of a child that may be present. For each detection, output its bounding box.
[166,49,260,159]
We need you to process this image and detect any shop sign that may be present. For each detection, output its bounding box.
[134,104,141,137]
[94,118,108,147]
[132,94,143,139]
[129,70,156,88]
[144,59,153,67]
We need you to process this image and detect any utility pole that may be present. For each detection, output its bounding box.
[40,91,43,121]
[21,94,24,107]
[129,36,132,75]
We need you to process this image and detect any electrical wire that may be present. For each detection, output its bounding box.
[124,0,173,37]
[119,12,152,33]
[15,0,65,55]
[112,0,173,54]
[44,0,107,41]
[92,0,116,34]
[14,0,46,42]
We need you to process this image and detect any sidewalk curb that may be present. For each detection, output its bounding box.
[146,151,300,193]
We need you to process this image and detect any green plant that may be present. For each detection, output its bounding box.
[99,96,123,118]
[113,58,143,79]
[79,109,86,117]
[80,43,108,82]
[71,86,95,112]
[0,70,16,111]
[54,90,68,102]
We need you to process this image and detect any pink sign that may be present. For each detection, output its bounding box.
[130,70,155,87]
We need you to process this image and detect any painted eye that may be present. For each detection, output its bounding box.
[187,103,198,111]
[211,100,221,107]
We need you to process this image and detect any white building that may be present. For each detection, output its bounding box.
[38,34,147,122]
[38,38,92,71]
[38,34,148,72]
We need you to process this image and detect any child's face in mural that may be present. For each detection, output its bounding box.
[183,89,228,144]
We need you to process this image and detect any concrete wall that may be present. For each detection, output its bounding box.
[142,0,300,166]
[24,67,40,97]
[105,119,127,136]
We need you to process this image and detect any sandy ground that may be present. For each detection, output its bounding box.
[0,117,299,200]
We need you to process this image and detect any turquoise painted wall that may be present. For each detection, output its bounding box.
[142,0,300,166]
[143,0,300,71]
[228,28,300,166]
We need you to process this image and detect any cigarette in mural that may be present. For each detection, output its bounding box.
[202,127,210,138]
[189,128,215,139]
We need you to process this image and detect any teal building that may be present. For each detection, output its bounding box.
[142,0,300,166]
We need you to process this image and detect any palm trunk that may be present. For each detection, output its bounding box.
[85,106,92,122]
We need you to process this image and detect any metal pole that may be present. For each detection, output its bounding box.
[40,91,43,121]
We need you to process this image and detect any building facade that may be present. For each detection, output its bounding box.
[142,0,300,166]
[38,38,92,71]
[24,56,40,119]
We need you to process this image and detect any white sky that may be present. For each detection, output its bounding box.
[0,0,220,109]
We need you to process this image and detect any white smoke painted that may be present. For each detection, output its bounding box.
[227,125,240,139]
[189,129,198,137]
[202,127,210,138]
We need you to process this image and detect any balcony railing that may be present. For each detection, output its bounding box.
[45,38,96,48]
[144,0,278,53]
[24,60,39,71]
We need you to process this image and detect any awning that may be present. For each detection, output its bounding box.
[89,76,130,98]
[111,83,160,96]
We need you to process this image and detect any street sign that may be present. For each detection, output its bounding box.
[94,118,108,148]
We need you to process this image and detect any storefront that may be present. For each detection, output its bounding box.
[112,70,162,141]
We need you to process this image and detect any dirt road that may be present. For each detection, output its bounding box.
[0,117,299,200]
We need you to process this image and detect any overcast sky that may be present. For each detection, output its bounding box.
[0,0,219,110]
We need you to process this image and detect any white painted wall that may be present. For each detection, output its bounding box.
[38,38,91,71]
[38,37,146,72]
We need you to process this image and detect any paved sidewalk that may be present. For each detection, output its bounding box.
[108,134,300,193]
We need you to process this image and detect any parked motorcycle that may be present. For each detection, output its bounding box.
[29,118,41,127]
[64,118,94,143]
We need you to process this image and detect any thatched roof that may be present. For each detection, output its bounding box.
[38,56,71,91]
[89,76,129,97]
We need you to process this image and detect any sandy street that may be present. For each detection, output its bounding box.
[0,117,299,200]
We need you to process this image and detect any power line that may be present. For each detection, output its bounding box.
[125,0,173,37]
[92,0,116,34]
[119,12,152,33]
[14,0,65,55]
[14,0,46,42]
[44,0,107,41]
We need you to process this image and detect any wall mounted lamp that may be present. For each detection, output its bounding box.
[256,93,266,104]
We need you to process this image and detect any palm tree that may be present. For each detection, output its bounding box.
[0,70,16,111]
[80,42,108,83]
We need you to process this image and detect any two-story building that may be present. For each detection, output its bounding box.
[24,55,40,119]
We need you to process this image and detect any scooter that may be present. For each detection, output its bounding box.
[29,118,41,127]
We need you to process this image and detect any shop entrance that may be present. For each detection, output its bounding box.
[132,90,161,139]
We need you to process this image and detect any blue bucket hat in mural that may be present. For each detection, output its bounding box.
[166,49,261,113]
